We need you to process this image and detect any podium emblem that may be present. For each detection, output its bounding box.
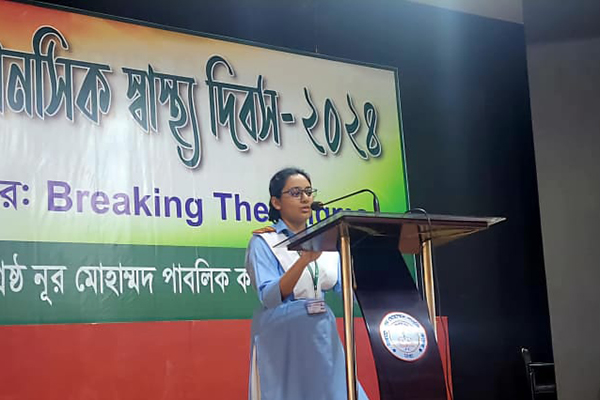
[380,312,428,362]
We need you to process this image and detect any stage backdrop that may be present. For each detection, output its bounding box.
[0,1,408,398]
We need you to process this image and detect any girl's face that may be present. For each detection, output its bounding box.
[271,174,314,228]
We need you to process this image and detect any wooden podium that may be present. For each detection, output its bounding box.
[276,211,504,400]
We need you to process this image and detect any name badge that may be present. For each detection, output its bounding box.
[305,299,326,315]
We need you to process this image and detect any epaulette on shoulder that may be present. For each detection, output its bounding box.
[252,226,276,234]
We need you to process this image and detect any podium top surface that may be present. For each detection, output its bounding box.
[275,210,505,254]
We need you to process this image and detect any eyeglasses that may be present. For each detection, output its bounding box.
[281,187,318,198]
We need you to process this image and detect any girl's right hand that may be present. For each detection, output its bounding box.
[299,250,322,264]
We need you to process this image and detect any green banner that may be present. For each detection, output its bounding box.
[0,1,408,324]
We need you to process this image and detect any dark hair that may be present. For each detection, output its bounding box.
[268,167,311,222]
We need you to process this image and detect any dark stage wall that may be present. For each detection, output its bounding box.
[33,0,554,398]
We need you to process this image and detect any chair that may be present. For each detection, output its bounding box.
[521,347,557,399]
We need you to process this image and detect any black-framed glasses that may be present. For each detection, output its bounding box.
[281,187,318,198]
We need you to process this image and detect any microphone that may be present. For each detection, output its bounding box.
[311,189,380,213]
[310,201,325,210]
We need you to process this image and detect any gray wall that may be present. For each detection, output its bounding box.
[407,0,522,23]
[525,2,600,398]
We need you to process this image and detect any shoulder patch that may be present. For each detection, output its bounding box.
[252,226,276,234]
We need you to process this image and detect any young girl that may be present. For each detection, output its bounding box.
[246,167,368,400]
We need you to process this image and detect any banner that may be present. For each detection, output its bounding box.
[0,1,408,325]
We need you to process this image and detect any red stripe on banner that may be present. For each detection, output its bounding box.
[0,318,380,399]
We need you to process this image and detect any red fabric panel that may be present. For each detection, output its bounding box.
[436,316,454,400]
[0,318,380,399]
[336,318,381,399]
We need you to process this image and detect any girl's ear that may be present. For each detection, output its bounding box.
[271,196,282,211]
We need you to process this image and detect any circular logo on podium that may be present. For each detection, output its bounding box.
[379,312,428,362]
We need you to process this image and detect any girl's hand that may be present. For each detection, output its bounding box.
[299,250,322,263]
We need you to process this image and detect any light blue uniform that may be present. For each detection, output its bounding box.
[246,219,369,400]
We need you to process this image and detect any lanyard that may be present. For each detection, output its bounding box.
[306,260,320,298]
[289,229,320,298]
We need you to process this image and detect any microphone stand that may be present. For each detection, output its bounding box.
[312,188,380,213]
